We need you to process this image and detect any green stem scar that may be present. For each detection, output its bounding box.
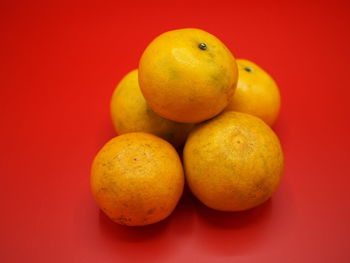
[198,43,207,50]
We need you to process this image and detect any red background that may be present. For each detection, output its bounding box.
[1,0,350,262]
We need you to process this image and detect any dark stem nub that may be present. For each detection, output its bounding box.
[244,67,253,72]
[198,43,207,50]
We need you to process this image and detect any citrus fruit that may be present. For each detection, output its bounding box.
[110,69,194,148]
[139,28,238,123]
[225,59,281,126]
[91,132,184,226]
[183,111,284,211]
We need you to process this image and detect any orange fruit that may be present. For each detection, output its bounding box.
[110,69,194,148]
[91,132,184,226]
[139,28,238,123]
[183,111,284,211]
[225,59,281,126]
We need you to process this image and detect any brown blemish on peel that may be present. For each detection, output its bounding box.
[147,208,155,215]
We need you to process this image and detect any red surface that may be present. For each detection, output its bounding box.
[1,1,350,262]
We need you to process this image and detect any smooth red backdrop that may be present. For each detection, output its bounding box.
[1,0,350,262]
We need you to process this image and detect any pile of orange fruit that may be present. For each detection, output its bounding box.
[91,28,284,226]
